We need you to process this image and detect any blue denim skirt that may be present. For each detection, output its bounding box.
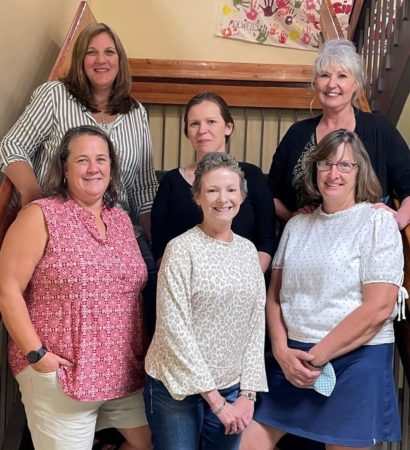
[254,341,401,448]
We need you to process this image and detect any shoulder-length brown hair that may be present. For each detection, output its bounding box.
[42,125,121,208]
[304,129,382,203]
[61,23,137,114]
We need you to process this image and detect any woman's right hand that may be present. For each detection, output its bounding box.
[30,351,73,373]
[274,347,320,388]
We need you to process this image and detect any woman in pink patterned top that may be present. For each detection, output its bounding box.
[0,125,151,450]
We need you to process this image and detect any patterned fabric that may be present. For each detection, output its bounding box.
[312,362,336,397]
[273,203,404,344]
[0,81,158,218]
[268,110,410,212]
[8,197,147,401]
[291,133,316,208]
[145,226,268,400]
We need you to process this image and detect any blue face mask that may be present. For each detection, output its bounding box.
[311,362,336,397]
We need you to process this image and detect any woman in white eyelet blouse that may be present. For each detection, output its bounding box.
[241,130,405,450]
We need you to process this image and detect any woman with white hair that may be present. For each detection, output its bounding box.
[268,38,410,229]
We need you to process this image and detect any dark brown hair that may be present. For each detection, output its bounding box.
[42,125,121,208]
[61,23,138,114]
[184,92,235,143]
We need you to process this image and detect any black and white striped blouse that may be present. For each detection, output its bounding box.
[0,81,158,218]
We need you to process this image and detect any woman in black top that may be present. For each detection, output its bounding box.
[151,92,276,272]
[269,39,410,229]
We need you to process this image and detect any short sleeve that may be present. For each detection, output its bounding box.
[272,219,293,268]
[360,209,403,286]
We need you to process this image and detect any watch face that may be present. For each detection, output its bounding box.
[26,347,46,364]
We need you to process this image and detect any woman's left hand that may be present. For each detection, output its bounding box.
[31,351,73,373]
[230,395,255,432]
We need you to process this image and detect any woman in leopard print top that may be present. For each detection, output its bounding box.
[144,152,267,450]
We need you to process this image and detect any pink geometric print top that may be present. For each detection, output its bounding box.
[8,197,147,401]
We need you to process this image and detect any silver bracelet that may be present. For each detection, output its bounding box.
[212,399,226,415]
[239,391,257,402]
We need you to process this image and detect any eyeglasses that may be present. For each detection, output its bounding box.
[316,160,359,173]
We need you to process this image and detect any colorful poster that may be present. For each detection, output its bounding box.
[215,0,353,51]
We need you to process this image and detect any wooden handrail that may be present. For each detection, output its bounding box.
[347,0,366,41]
[0,1,95,247]
[48,1,96,81]
[0,179,13,244]
[320,0,344,41]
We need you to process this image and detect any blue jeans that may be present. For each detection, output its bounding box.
[144,375,241,450]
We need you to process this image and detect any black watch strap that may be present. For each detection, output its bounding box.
[26,347,47,364]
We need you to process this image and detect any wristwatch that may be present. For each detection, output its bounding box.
[239,390,257,402]
[26,347,47,364]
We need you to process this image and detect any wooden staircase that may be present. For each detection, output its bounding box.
[0,1,409,448]
[350,0,410,123]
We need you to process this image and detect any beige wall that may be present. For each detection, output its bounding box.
[1,0,408,145]
[0,0,80,140]
[87,0,316,64]
[88,0,409,146]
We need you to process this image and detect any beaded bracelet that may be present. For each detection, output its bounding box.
[212,399,226,415]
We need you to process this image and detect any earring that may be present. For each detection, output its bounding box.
[63,177,67,186]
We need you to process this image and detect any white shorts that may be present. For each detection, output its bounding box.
[16,366,147,450]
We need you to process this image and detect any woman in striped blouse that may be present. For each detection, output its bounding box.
[0,22,159,344]
[0,22,158,237]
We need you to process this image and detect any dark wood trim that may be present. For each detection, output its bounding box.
[129,59,314,83]
[132,82,319,109]
[130,58,321,109]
